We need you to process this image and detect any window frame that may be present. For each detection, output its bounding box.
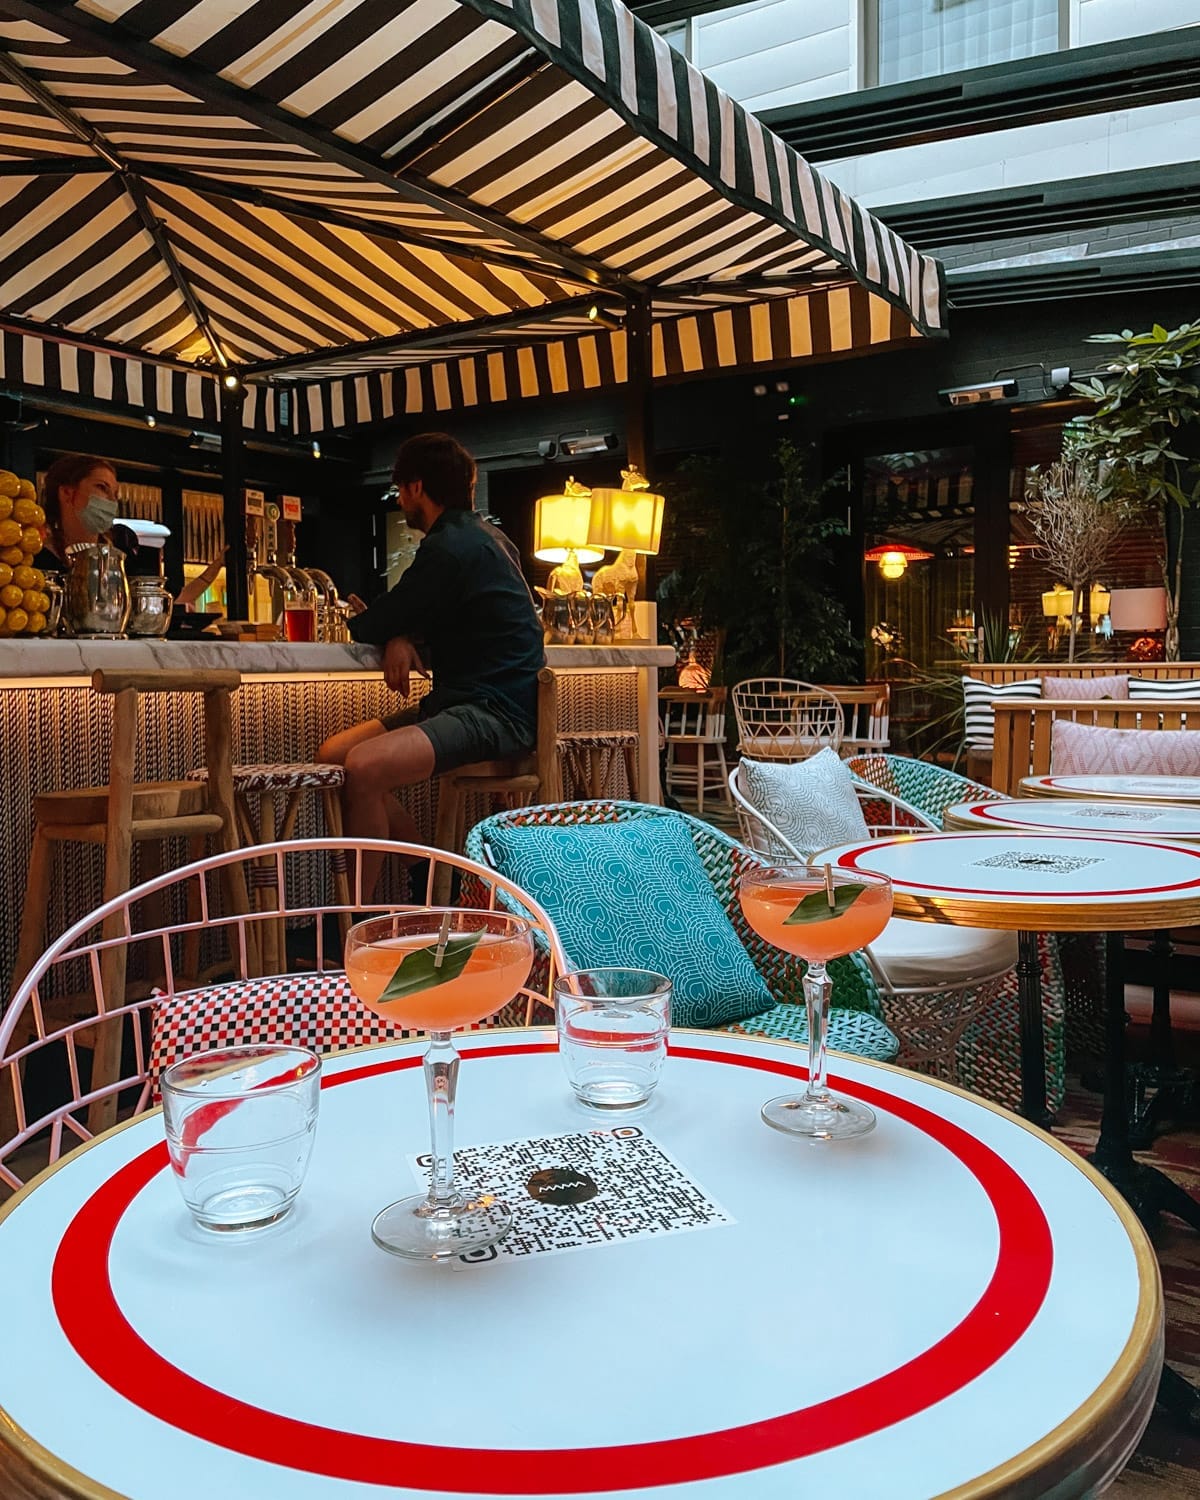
[863,0,1071,90]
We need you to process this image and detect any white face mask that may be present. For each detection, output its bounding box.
[79,492,119,534]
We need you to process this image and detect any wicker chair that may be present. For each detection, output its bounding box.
[1,837,562,1195]
[463,799,899,1063]
[728,762,1013,1083]
[845,754,1067,1112]
[731,678,843,761]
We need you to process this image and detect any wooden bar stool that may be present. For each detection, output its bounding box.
[14,669,250,1132]
[431,670,562,903]
[187,761,354,973]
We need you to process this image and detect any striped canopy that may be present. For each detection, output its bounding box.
[0,0,944,414]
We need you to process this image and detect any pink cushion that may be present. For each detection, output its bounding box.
[1050,720,1200,776]
[1041,674,1129,700]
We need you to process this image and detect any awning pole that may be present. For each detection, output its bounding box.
[624,292,655,604]
[220,383,249,620]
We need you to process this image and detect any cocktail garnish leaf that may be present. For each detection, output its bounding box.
[379,930,483,1001]
[783,883,867,925]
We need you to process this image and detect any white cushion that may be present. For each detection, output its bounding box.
[868,920,1017,992]
[739,747,869,857]
[962,676,1042,750]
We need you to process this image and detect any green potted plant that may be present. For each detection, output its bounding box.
[656,440,859,686]
[1070,321,1200,661]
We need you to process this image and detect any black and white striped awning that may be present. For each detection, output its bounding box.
[0,0,944,406]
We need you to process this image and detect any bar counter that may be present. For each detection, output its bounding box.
[0,634,674,996]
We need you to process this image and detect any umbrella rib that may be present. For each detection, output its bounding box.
[0,47,230,370]
[134,161,585,285]
[0,155,108,177]
[4,0,631,294]
[241,291,619,379]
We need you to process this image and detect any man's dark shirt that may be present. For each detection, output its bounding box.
[349,509,545,734]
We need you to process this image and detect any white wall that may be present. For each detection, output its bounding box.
[1076,0,1200,47]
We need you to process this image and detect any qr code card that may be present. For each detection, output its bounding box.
[409,1127,735,1263]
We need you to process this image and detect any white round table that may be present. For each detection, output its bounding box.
[1021,773,1200,804]
[0,1030,1163,1500]
[946,798,1200,840]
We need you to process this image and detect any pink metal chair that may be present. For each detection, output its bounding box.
[0,837,562,1195]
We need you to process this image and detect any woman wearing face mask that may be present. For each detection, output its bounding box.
[34,453,121,571]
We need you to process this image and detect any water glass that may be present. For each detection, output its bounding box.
[555,969,671,1110]
[161,1045,321,1232]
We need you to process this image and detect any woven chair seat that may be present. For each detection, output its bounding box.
[150,970,529,1084]
[187,761,346,792]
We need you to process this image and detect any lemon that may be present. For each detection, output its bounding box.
[15,478,35,500]
[0,584,22,609]
[0,498,11,523]
[0,471,19,499]
[25,611,45,634]
[29,566,43,589]
[12,565,34,590]
[19,527,40,554]
[0,564,12,589]
[12,498,43,526]
[0,604,7,631]
[21,587,41,611]
[32,591,49,613]
[6,606,28,632]
[0,519,19,548]
[0,546,24,567]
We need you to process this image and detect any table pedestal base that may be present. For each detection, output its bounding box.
[1017,929,1053,1128]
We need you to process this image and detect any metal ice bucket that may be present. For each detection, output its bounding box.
[63,543,131,637]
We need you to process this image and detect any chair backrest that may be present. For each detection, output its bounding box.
[0,836,562,1195]
[728,762,934,861]
[661,687,727,741]
[731,677,843,759]
[845,754,999,826]
[463,800,882,1019]
[823,683,890,756]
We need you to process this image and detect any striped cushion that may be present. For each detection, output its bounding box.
[1128,678,1200,699]
[962,677,1041,750]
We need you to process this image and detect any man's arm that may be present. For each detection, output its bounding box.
[348,535,452,647]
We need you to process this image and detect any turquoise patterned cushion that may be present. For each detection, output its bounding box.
[482,819,774,1028]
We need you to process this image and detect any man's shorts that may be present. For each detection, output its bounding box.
[378,701,533,774]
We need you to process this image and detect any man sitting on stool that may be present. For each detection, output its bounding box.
[319,433,545,898]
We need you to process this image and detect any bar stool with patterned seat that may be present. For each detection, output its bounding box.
[556,729,640,801]
[186,759,353,973]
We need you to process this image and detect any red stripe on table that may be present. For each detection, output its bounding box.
[834,834,1200,899]
[50,1041,1053,1493]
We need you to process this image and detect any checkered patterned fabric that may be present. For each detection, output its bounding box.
[150,971,530,1084]
[186,762,346,791]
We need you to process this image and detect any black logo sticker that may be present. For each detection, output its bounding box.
[525,1167,599,1205]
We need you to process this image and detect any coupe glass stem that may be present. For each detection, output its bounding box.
[424,1031,460,1209]
[804,961,832,1103]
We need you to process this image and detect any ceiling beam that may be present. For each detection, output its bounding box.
[946,248,1200,308]
[0,47,230,368]
[5,0,629,293]
[760,29,1200,162]
[878,163,1200,252]
[244,292,619,379]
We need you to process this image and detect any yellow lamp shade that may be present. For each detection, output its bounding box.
[1090,583,1111,620]
[586,481,665,555]
[1042,585,1074,619]
[878,551,908,580]
[533,486,604,565]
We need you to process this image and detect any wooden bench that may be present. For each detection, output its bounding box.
[993,699,1200,798]
[968,662,1200,685]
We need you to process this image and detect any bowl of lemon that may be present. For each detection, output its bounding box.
[0,470,52,637]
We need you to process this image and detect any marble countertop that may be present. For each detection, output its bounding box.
[0,636,676,681]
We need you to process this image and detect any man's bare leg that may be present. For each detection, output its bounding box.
[319,720,415,843]
[342,725,436,899]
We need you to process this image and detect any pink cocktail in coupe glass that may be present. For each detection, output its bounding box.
[345,909,533,1258]
[739,863,892,1139]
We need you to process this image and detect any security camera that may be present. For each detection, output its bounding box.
[939,380,1018,407]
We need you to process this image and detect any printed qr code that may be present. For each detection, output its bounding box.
[410,1128,734,1264]
[973,850,1101,875]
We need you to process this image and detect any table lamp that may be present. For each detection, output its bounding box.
[586,465,665,604]
[534,477,603,595]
